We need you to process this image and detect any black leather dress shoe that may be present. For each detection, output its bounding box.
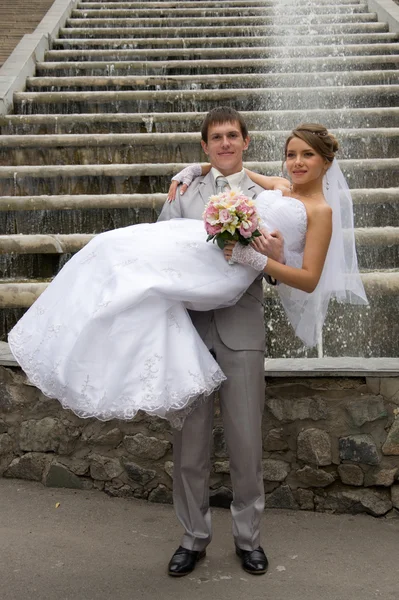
[168,546,206,577]
[235,546,268,575]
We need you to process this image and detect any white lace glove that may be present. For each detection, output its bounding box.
[171,164,202,186]
[231,244,268,272]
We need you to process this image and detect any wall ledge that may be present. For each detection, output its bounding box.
[264,357,399,377]
[1,341,397,376]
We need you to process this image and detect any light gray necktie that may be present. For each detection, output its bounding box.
[215,176,229,194]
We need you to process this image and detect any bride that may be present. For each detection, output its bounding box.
[8,123,367,427]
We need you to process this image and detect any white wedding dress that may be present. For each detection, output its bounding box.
[8,190,307,428]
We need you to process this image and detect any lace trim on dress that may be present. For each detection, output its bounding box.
[8,326,226,430]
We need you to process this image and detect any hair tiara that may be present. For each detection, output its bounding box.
[295,128,328,138]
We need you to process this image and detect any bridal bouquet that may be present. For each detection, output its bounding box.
[203,188,262,249]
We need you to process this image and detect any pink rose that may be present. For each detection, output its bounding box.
[205,206,218,219]
[219,209,232,224]
[239,223,253,238]
[206,223,222,235]
[248,216,259,233]
[236,202,249,214]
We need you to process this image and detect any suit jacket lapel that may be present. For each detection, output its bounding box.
[198,172,216,206]
[239,173,259,199]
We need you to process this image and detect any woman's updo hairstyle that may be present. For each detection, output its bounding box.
[285,123,339,163]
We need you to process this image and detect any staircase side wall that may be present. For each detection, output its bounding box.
[0,0,78,114]
[367,0,399,33]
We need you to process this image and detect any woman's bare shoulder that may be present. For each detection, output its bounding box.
[307,199,332,221]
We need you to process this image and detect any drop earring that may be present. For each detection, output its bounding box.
[325,170,330,191]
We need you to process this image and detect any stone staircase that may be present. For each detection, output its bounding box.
[0,0,398,357]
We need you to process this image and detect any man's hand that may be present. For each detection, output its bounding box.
[223,241,237,262]
[251,228,284,264]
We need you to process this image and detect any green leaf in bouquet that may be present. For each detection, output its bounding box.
[237,233,251,246]
[216,231,233,250]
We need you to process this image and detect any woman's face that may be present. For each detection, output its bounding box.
[285,137,328,186]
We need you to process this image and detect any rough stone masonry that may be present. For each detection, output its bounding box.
[0,366,398,518]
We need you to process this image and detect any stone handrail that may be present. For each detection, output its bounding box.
[368,0,399,32]
[0,0,79,115]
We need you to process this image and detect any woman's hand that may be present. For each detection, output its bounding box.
[273,182,292,196]
[166,163,209,202]
[251,228,285,263]
[167,180,183,203]
[224,241,268,271]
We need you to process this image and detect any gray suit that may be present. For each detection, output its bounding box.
[158,172,266,551]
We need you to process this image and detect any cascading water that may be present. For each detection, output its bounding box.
[0,0,398,357]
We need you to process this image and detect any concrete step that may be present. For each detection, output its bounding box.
[70,5,369,18]
[351,188,399,227]
[76,0,367,7]
[44,43,399,62]
[51,32,399,49]
[0,283,49,309]
[0,234,94,254]
[356,228,399,271]
[64,14,379,28]
[34,57,399,76]
[1,129,398,165]
[0,189,397,233]
[2,108,398,135]
[0,187,396,216]
[39,56,399,76]
[0,227,396,281]
[25,71,399,94]
[1,226,397,254]
[0,275,396,355]
[56,22,389,38]
[0,159,397,196]
[52,31,399,50]
[13,85,399,114]
[0,271,397,310]
[0,193,167,211]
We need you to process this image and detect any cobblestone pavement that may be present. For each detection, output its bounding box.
[0,479,398,600]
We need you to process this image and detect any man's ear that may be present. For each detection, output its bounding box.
[243,136,250,151]
[201,139,209,155]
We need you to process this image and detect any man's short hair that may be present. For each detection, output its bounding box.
[201,106,249,143]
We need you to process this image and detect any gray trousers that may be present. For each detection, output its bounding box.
[172,319,265,552]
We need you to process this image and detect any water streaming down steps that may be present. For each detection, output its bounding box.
[0,0,398,357]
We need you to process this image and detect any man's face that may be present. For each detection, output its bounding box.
[201,120,250,176]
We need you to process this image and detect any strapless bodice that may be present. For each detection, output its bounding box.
[255,190,307,254]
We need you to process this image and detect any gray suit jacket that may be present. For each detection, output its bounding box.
[158,172,266,351]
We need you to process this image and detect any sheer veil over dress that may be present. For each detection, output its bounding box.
[8,168,367,428]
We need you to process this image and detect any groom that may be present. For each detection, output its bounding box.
[158,107,284,576]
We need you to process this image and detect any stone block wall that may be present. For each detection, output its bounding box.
[0,366,398,517]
